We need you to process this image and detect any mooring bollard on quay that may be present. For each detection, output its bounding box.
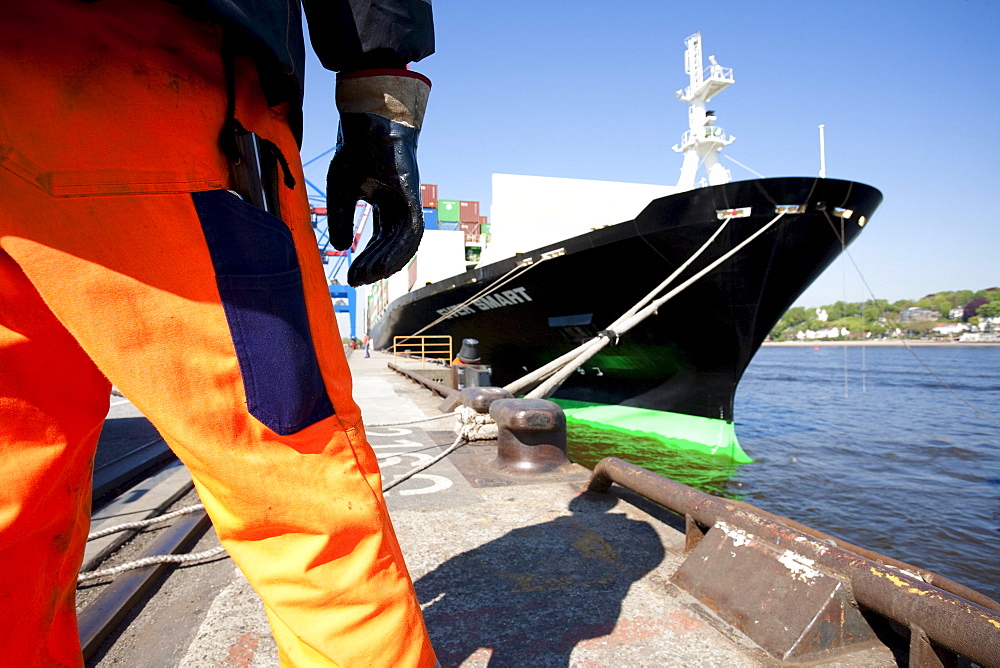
[454,386,574,473]
[489,398,572,473]
[387,360,579,474]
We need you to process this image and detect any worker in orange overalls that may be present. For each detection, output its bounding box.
[0,1,435,665]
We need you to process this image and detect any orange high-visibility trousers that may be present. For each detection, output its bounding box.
[0,1,435,665]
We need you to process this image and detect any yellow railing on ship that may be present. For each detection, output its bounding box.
[392,335,453,367]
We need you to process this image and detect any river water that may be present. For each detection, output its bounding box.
[567,345,1000,602]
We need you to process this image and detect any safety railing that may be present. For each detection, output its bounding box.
[704,64,733,84]
[392,335,453,367]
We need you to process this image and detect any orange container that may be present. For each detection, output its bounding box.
[420,183,437,208]
[459,200,479,223]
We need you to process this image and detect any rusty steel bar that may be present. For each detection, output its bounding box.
[725,497,1000,615]
[588,457,1000,668]
[388,362,460,399]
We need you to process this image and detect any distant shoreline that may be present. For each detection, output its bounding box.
[762,340,1000,347]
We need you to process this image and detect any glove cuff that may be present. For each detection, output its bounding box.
[336,70,431,131]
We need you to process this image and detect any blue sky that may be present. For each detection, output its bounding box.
[300,1,999,307]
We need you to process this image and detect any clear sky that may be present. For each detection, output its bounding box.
[300,0,999,308]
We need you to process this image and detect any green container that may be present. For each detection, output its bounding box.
[438,199,460,222]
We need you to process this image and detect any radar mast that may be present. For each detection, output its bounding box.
[673,32,735,189]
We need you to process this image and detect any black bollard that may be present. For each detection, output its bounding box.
[454,386,513,441]
[489,398,571,472]
[458,386,513,414]
[455,338,482,363]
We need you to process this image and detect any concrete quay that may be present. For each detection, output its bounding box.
[90,351,899,667]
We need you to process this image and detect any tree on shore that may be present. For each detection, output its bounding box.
[768,288,998,340]
[977,301,1000,329]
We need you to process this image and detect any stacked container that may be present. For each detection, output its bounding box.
[417,187,487,242]
[423,208,438,230]
[479,215,491,243]
[421,184,438,230]
[459,200,479,223]
[458,201,480,240]
[437,199,460,231]
[420,183,437,209]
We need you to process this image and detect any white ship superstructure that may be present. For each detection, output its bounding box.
[673,32,736,190]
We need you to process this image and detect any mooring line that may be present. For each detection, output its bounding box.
[78,545,226,583]
[364,411,459,428]
[381,434,467,493]
[399,251,555,344]
[505,213,736,396]
[517,211,788,398]
[86,503,206,543]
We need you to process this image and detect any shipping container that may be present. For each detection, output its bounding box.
[407,256,417,291]
[459,200,480,223]
[478,215,488,226]
[438,199,460,222]
[420,183,437,209]
[460,221,480,242]
[437,221,460,231]
[422,208,438,230]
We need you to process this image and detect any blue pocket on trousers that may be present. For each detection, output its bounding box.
[193,190,334,435]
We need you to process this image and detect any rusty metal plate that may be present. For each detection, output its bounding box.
[671,522,879,661]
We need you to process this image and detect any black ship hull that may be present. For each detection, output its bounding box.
[371,177,882,457]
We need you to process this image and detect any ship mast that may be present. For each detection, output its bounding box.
[673,32,735,190]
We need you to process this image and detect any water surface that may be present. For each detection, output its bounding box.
[569,345,1000,601]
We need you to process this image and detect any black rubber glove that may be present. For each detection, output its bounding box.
[327,70,430,286]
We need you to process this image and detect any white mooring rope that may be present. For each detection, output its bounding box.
[453,405,498,441]
[396,250,556,346]
[381,434,467,493]
[86,503,206,541]
[78,546,227,583]
[528,210,787,398]
[504,211,796,399]
[364,411,459,428]
[504,213,736,396]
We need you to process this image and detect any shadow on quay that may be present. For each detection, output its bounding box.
[415,492,665,667]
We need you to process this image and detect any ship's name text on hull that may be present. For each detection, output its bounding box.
[436,287,533,319]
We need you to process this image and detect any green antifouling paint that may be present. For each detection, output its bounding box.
[549,398,754,464]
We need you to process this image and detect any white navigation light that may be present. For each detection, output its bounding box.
[832,207,854,219]
[716,207,751,220]
[858,215,867,227]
